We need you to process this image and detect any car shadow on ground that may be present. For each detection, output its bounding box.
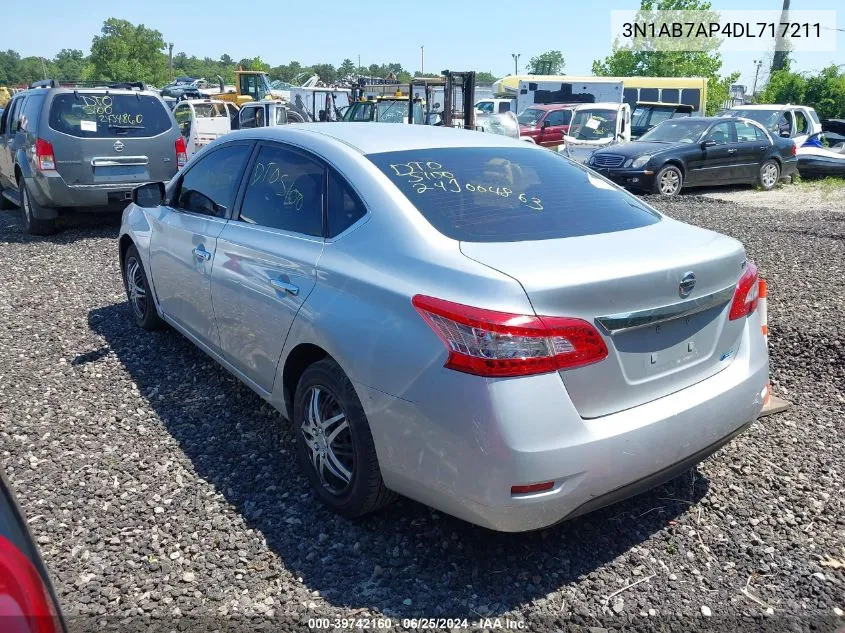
[0,208,121,244]
[86,301,709,620]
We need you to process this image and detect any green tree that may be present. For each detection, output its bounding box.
[592,0,733,115]
[237,57,270,72]
[760,65,845,119]
[338,58,356,78]
[18,57,48,84]
[52,49,89,80]
[476,71,499,84]
[90,18,168,85]
[311,63,337,84]
[0,49,23,84]
[527,50,565,75]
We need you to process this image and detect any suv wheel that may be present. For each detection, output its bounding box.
[20,183,57,235]
[294,358,396,518]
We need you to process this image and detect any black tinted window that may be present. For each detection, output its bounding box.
[239,144,324,236]
[661,88,679,103]
[327,171,366,237]
[49,93,172,138]
[20,94,45,132]
[176,144,251,216]
[640,88,659,102]
[680,89,701,110]
[367,147,660,243]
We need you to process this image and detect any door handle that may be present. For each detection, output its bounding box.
[727,148,737,154]
[192,246,211,262]
[269,277,299,296]
[758,146,768,150]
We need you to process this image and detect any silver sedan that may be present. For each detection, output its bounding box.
[119,123,769,532]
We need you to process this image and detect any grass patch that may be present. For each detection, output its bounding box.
[793,175,845,199]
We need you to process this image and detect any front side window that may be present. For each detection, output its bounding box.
[327,171,366,238]
[517,108,544,127]
[239,144,324,237]
[48,93,171,138]
[704,122,731,145]
[366,147,660,243]
[175,143,252,217]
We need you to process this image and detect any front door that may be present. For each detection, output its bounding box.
[149,141,253,350]
[688,121,734,185]
[211,142,325,392]
[538,109,570,147]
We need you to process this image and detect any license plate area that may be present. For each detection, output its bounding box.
[612,304,723,382]
[93,164,148,182]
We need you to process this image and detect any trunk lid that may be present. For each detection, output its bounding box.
[460,218,748,418]
[48,91,178,186]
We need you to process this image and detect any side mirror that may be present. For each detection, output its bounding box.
[132,182,165,208]
[542,120,551,129]
[701,139,717,149]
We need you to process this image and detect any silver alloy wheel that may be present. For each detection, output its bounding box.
[761,162,779,188]
[300,386,354,495]
[659,168,681,195]
[125,256,147,319]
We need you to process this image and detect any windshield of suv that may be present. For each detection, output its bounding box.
[367,147,660,242]
[49,93,172,138]
[639,119,710,143]
[517,108,544,127]
[567,109,617,141]
[722,109,779,131]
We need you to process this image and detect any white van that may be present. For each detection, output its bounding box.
[172,99,233,157]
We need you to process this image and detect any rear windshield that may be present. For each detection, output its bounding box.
[367,147,660,242]
[193,103,227,118]
[49,93,172,138]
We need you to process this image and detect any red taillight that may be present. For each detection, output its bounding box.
[791,142,797,157]
[729,261,759,320]
[511,482,554,495]
[175,137,187,169]
[0,535,60,633]
[34,139,55,172]
[412,295,608,377]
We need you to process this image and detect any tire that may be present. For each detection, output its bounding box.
[123,245,164,330]
[20,182,56,235]
[652,164,683,196]
[758,159,780,191]
[294,358,395,518]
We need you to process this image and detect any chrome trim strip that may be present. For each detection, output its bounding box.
[91,156,149,167]
[595,284,735,335]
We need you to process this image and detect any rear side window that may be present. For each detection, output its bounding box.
[327,171,366,237]
[238,144,325,236]
[48,93,172,138]
[661,88,679,103]
[367,147,660,243]
[19,94,45,132]
[680,89,701,111]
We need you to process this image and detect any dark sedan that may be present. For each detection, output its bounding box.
[587,117,798,196]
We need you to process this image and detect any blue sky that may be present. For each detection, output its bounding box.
[6,0,842,89]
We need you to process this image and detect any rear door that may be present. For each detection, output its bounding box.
[47,91,178,187]
[0,96,24,188]
[149,141,253,349]
[211,142,325,391]
[731,120,768,180]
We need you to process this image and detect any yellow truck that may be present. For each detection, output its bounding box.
[210,70,288,105]
[0,87,11,108]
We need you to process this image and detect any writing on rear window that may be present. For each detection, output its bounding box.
[388,161,543,211]
[80,95,144,126]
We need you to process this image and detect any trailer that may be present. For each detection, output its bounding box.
[516,79,623,115]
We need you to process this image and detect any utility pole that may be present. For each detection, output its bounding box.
[751,59,763,97]
[168,43,174,80]
[420,45,424,76]
[39,56,47,79]
[358,54,361,74]
[511,53,520,75]
[771,0,791,73]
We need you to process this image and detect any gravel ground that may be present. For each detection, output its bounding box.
[0,186,843,633]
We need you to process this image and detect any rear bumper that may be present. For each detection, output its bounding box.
[359,312,768,532]
[26,171,156,213]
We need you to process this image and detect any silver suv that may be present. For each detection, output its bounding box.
[0,80,183,234]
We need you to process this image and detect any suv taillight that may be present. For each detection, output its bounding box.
[175,137,187,169]
[0,535,60,633]
[34,139,55,172]
[729,261,759,320]
[412,295,608,377]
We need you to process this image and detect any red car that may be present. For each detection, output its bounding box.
[517,103,576,147]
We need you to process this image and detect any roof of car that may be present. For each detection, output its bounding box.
[226,123,526,154]
[728,104,812,111]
